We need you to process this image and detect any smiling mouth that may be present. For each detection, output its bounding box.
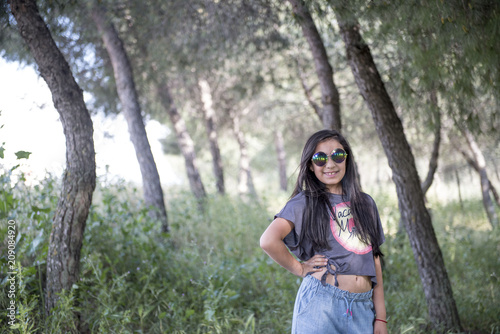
[324,171,338,176]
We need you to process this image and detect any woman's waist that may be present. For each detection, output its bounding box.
[310,269,371,293]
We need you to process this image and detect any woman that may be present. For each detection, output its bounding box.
[260,130,388,334]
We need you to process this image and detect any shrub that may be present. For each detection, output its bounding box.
[1,171,499,333]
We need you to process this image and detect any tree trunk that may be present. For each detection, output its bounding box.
[275,130,288,191]
[400,91,441,235]
[157,82,206,200]
[9,0,97,317]
[231,111,256,195]
[421,90,441,196]
[198,79,225,195]
[456,142,500,208]
[461,129,499,229]
[287,0,341,132]
[334,9,462,331]
[490,181,500,208]
[91,5,168,232]
[294,57,322,120]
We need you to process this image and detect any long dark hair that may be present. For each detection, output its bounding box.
[292,130,384,257]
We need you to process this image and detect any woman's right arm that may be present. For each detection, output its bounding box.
[260,217,327,277]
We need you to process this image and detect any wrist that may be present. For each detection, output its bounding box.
[300,262,307,277]
[375,318,387,324]
[295,261,305,277]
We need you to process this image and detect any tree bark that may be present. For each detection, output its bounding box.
[461,129,499,228]
[490,181,500,208]
[231,111,256,195]
[456,144,500,207]
[157,82,206,200]
[421,90,441,196]
[275,130,288,191]
[91,5,168,232]
[294,57,322,120]
[400,91,441,235]
[9,0,97,316]
[287,0,341,132]
[333,9,462,331]
[457,146,500,213]
[199,79,225,195]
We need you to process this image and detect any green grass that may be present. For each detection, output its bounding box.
[0,171,499,333]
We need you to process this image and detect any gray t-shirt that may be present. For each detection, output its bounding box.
[275,191,385,287]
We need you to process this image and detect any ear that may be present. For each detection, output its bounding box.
[309,164,314,172]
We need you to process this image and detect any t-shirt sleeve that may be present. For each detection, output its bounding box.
[274,192,311,260]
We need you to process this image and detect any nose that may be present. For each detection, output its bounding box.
[325,156,337,168]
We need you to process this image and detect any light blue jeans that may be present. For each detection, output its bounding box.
[292,275,375,334]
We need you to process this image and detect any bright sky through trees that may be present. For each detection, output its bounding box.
[0,58,180,186]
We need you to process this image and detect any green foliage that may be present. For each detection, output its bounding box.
[45,288,80,334]
[1,172,499,333]
[352,0,500,138]
[1,264,41,333]
[0,164,55,332]
[14,151,31,160]
[75,181,297,333]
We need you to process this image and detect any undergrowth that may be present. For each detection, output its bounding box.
[0,170,499,333]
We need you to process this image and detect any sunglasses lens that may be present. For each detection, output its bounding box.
[312,152,328,166]
[332,149,347,163]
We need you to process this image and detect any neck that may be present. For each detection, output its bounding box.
[328,186,342,195]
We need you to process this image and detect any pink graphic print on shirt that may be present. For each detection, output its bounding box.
[329,201,372,254]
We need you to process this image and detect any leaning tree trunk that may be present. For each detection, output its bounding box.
[9,0,97,317]
[398,91,441,235]
[275,130,288,191]
[231,111,256,195]
[199,79,225,195]
[91,5,168,232]
[294,57,322,120]
[455,139,500,209]
[157,82,206,200]
[287,0,341,132]
[462,128,499,229]
[421,90,441,196]
[333,9,462,331]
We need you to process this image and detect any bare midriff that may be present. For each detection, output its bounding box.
[311,267,371,293]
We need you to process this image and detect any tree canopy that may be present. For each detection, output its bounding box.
[1,0,499,332]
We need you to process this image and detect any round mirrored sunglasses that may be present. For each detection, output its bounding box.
[311,148,348,167]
